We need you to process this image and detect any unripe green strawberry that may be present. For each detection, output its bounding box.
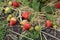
[8,1,12,6]
[7,14,12,21]
[5,7,12,13]
[53,25,57,30]
[29,27,34,31]
[35,26,41,31]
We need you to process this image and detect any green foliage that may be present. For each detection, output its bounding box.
[0,20,8,40]
[0,1,3,6]
[45,14,55,21]
[40,0,47,2]
[45,6,52,13]
[31,0,40,11]
[27,31,39,39]
[22,0,30,6]
[20,0,40,11]
[17,0,56,12]
[39,2,45,11]
[45,6,56,14]
[21,31,40,40]
[20,31,46,40]
[51,6,56,12]
[0,7,2,12]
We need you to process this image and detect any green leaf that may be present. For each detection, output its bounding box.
[33,32,39,39]
[45,6,52,13]
[45,6,56,14]
[51,7,56,12]
[32,0,40,11]
[45,14,54,21]
[0,1,3,6]
[22,0,30,6]
[0,7,2,12]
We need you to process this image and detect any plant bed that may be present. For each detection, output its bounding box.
[0,0,60,40]
[42,28,60,40]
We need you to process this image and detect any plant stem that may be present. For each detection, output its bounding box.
[40,31,42,40]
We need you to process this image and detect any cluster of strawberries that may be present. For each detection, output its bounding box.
[6,0,31,31]
[7,1,20,26]
[9,11,31,30]
[45,2,60,28]
[8,1,60,30]
[21,11,31,30]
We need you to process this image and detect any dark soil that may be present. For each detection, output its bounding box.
[42,28,60,40]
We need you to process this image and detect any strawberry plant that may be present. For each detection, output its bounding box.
[45,14,58,29]
[0,0,60,40]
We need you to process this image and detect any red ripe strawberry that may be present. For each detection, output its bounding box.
[23,23,31,30]
[45,20,52,28]
[12,1,20,8]
[23,28,26,31]
[55,2,60,9]
[22,11,30,19]
[10,20,13,26]
[10,17,17,26]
